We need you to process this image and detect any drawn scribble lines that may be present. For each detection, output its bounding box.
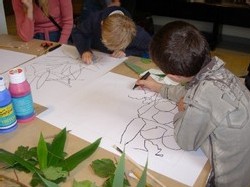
[24,53,107,89]
[120,89,180,157]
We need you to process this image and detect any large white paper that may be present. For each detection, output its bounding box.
[37,72,207,186]
[0,49,36,74]
[2,44,127,107]
[2,45,207,186]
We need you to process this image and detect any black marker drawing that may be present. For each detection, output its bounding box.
[120,89,181,157]
[23,49,109,89]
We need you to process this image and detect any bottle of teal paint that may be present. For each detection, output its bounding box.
[0,76,17,133]
[8,67,35,123]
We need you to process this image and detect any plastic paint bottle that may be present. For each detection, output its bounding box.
[0,76,17,133]
[8,67,35,123]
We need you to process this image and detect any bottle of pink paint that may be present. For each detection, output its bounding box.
[8,67,35,123]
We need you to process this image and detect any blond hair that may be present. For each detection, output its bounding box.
[36,0,49,16]
[101,13,136,51]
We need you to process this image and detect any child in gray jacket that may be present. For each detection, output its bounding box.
[136,20,250,187]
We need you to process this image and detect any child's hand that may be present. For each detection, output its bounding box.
[111,50,126,58]
[177,97,185,112]
[136,76,163,93]
[82,51,93,64]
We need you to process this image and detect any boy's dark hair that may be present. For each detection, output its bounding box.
[149,21,211,77]
[245,63,250,90]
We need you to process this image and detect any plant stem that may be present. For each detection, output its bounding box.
[0,174,29,187]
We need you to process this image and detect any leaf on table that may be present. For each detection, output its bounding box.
[37,133,48,170]
[136,158,148,187]
[59,137,102,172]
[91,158,116,178]
[73,180,97,187]
[112,152,125,187]
[43,166,67,181]
[47,128,67,166]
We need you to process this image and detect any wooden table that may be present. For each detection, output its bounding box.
[0,34,210,187]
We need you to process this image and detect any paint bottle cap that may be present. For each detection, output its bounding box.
[0,77,6,91]
[9,67,26,84]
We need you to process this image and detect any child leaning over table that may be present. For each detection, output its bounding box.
[136,21,250,187]
[71,6,152,64]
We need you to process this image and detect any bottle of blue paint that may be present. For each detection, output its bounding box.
[0,76,17,133]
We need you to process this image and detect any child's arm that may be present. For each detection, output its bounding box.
[71,25,92,63]
[81,51,93,64]
[12,0,35,42]
[58,0,73,44]
[111,50,126,58]
[136,76,163,93]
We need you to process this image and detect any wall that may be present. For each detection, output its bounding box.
[0,0,7,34]
[153,15,250,40]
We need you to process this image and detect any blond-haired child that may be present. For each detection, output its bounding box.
[72,6,151,64]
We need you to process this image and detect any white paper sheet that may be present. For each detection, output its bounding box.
[0,49,36,74]
[37,72,207,186]
[2,45,207,186]
[2,44,127,107]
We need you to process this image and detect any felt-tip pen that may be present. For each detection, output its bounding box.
[133,71,151,90]
[48,44,62,52]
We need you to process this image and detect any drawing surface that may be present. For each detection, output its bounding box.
[2,45,127,107]
[0,49,36,74]
[1,45,207,186]
[37,71,207,186]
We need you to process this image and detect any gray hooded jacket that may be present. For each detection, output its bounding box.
[160,57,250,187]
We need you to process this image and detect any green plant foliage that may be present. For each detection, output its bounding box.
[112,152,126,187]
[73,180,97,187]
[37,133,48,170]
[0,128,102,187]
[43,166,68,181]
[136,159,148,187]
[0,127,148,187]
[88,151,148,187]
[91,159,116,178]
[15,146,37,160]
[0,148,57,186]
[47,127,67,166]
[58,137,102,172]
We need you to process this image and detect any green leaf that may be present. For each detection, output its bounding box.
[91,158,116,178]
[47,128,67,166]
[37,133,48,170]
[73,180,97,187]
[0,149,17,167]
[103,175,114,187]
[1,149,58,187]
[43,166,68,181]
[59,138,101,172]
[0,149,39,173]
[15,146,32,160]
[36,172,59,187]
[112,152,125,187]
[136,159,148,187]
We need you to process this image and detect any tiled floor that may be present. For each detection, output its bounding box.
[5,14,250,76]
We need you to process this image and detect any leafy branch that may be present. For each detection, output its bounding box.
[0,128,148,187]
[0,128,101,187]
[74,152,148,187]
